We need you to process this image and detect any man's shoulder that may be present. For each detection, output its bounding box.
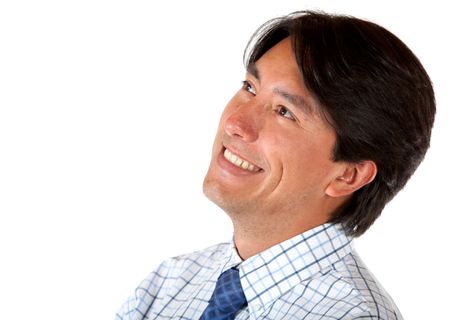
[151,241,231,280]
[327,251,403,319]
[165,241,230,267]
[118,242,231,320]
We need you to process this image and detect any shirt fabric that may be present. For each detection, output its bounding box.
[115,223,402,319]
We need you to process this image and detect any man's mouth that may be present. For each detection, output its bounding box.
[223,148,261,172]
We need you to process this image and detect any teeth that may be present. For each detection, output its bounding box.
[223,148,259,172]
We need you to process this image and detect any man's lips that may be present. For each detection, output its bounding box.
[222,147,262,172]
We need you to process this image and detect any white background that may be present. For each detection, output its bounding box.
[1,1,449,319]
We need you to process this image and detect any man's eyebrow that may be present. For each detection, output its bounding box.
[247,62,315,116]
[273,88,315,116]
[246,62,260,80]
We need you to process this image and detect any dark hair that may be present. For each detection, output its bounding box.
[245,11,435,236]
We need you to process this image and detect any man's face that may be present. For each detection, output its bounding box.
[203,38,343,221]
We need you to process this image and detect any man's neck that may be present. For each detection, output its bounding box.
[231,215,325,260]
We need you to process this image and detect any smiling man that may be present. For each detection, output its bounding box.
[203,37,377,261]
[116,11,435,320]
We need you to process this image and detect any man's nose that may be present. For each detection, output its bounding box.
[224,103,262,142]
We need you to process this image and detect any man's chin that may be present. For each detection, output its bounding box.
[204,183,260,222]
[202,177,228,209]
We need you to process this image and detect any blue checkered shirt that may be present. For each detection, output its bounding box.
[115,223,402,319]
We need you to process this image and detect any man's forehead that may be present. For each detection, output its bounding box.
[246,62,260,80]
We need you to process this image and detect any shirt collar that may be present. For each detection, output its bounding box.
[235,223,353,313]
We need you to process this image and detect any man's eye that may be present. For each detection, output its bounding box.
[277,106,296,121]
[242,80,256,95]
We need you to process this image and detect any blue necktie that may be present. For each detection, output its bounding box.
[199,267,248,320]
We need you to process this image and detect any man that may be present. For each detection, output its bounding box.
[116,11,435,319]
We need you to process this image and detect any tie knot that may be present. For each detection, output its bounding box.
[200,267,248,320]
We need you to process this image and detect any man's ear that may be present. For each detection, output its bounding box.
[325,161,377,198]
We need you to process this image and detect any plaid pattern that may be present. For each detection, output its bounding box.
[199,267,247,320]
[115,223,403,319]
